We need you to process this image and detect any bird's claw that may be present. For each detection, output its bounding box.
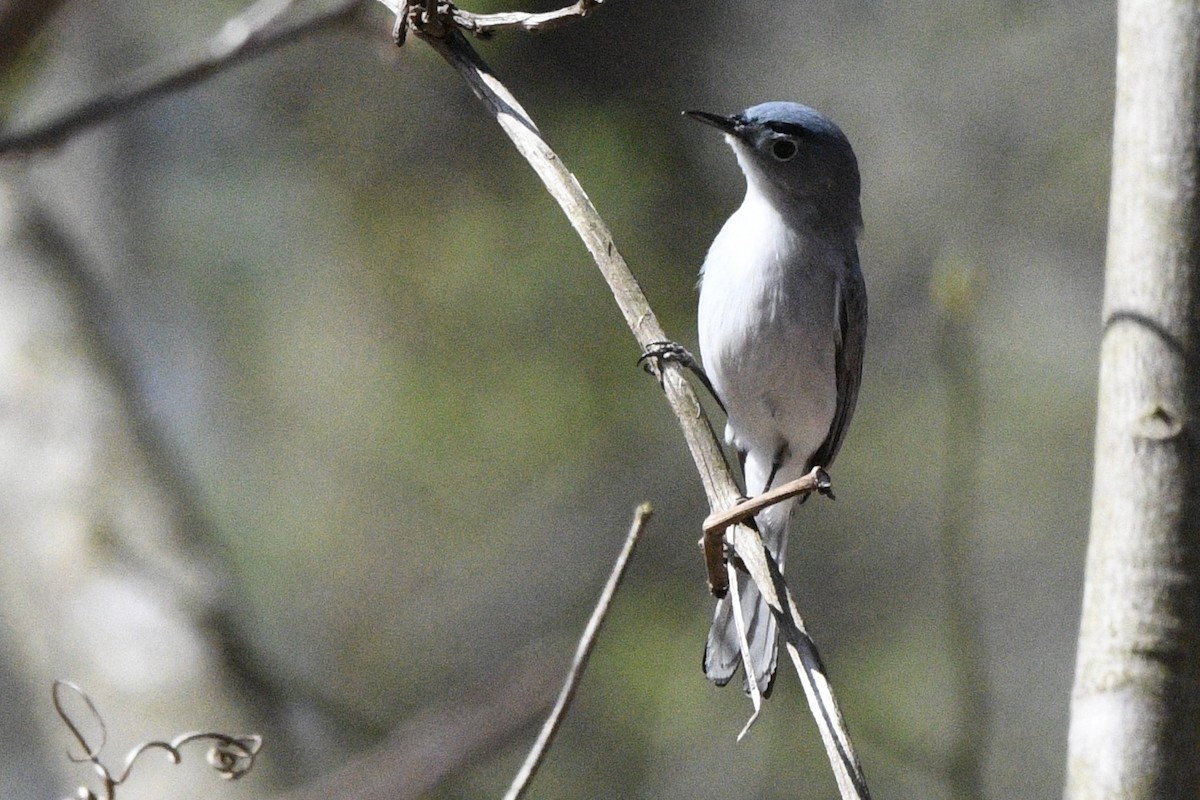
[815,467,835,500]
[639,341,727,413]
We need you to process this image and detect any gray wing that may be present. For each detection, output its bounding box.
[807,251,866,471]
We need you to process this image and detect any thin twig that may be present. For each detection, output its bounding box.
[503,503,652,800]
[0,0,362,155]
[407,20,871,799]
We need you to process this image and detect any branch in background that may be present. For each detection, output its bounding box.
[0,0,362,155]
[0,0,69,77]
[195,495,618,800]
[274,645,565,800]
[504,503,651,800]
[402,12,872,799]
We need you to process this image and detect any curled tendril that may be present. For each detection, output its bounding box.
[52,680,263,800]
[113,732,262,783]
[52,680,107,763]
[206,735,263,779]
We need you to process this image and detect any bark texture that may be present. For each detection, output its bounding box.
[1066,1,1200,797]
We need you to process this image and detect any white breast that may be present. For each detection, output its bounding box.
[697,189,839,491]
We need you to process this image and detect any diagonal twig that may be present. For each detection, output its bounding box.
[0,0,362,155]
[503,503,652,800]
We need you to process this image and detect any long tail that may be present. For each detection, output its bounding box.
[703,496,793,695]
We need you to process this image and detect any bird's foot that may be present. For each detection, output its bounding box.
[638,340,726,412]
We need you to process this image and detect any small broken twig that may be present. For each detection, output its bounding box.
[703,467,833,536]
[699,467,832,609]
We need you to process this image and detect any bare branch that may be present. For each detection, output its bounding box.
[406,19,872,799]
[275,646,563,800]
[0,0,361,155]
[504,502,652,800]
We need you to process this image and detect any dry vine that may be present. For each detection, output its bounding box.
[52,680,261,800]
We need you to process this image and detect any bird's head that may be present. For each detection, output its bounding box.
[686,101,862,230]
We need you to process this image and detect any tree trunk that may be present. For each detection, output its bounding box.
[1065,1,1200,797]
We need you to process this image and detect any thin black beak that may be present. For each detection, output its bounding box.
[683,109,741,135]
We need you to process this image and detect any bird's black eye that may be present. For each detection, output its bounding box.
[771,138,798,161]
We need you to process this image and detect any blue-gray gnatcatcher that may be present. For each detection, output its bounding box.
[687,102,866,695]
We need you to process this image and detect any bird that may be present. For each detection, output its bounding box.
[686,101,866,695]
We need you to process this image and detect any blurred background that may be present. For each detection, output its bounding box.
[0,1,1110,798]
